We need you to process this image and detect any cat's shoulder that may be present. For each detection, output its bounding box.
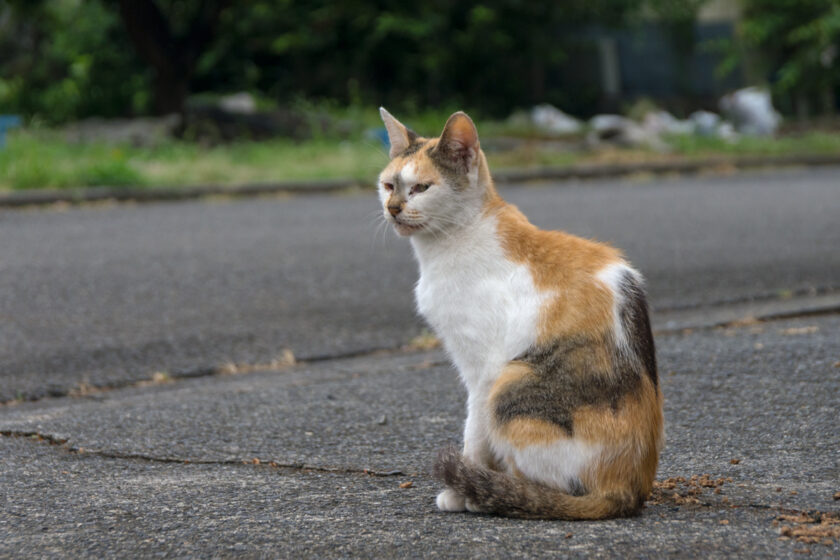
[486,199,625,277]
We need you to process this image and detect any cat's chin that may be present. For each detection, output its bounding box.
[394,221,426,236]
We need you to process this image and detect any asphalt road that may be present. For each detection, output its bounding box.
[1,167,839,402]
[1,167,839,557]
[2,313,838,558]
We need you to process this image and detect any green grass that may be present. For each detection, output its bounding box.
[0,132,146,190]
[664,131,840,157]
[2,126,840,192]
[0,130,391,191]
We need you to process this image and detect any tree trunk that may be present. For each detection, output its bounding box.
[152,67,191,115]
[115,0,229,115]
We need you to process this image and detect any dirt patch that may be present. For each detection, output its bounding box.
[649,474,733,506]
[649,475,839,553]
[775,511,840,547]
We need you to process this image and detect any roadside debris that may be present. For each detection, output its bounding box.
[587,114,667,151]
[531,104,583,135]
[720,87,781,136]
[527,86,781,151]
[219,92,257,115]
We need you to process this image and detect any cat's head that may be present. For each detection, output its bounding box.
[377,108,492,237]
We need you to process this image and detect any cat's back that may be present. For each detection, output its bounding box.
[487,198,646,344]
[489,197,625,282]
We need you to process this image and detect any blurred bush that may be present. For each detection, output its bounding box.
[0,0,148,124]
[0,0,660,124]
[721,0,840,116]
[1,0,837,125]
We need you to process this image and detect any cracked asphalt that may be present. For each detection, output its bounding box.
[2,168,839,557]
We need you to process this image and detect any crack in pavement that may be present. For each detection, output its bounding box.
[0,430,408,477]
[2,293,838,407]
[5,429,833,531]
[651,285,839,313]
[654,300,840,336]
[0,344,448,407]
[0,290,840,408]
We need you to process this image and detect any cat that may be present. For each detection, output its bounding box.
[377,108,663,519]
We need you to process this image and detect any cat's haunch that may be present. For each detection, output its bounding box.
[377,109,663,520]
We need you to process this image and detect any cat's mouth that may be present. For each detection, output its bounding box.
[393,218,425,236]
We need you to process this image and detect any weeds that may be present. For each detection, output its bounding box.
[2,115,839,191]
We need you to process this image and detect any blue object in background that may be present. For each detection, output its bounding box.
[364,127,390,149]
[0,115,22,149]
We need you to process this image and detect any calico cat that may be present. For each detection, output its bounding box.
[377,108,663,519]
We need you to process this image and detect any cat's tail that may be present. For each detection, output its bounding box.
[432,445,642,520]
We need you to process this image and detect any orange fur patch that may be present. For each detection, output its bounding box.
[488,361,532,402]
[573,375,663,497]
[379,138,443,185]
[486,198,623,345]
[498,417,567,449]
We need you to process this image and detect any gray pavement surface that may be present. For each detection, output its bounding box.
[2,167,839,403]
[2,314,838,557]
[2,168,839,557]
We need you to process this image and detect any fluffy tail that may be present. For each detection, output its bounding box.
[432,446,642,520]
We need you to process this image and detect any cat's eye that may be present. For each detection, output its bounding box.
[383,182,394,192]
[410,183,430,195]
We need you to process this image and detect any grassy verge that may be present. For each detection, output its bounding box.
[0,131,390,191]
[2,127,840,192]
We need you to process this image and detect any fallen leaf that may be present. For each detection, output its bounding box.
[780,326,818,336]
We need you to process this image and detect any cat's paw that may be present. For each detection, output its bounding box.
[436,489,466,512]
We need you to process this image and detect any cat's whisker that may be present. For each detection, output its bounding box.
[371,215,394,246]
[358,138,392,162]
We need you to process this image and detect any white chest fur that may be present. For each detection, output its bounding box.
[410,216,544,393]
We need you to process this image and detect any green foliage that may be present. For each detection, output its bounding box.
[723,0,840,112]
[0,0,148,124]
[1,0,661,124]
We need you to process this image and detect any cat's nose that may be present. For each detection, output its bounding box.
[388,205,402,216]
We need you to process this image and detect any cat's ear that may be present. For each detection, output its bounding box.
[433,111,479,173]
[380,107,417,159]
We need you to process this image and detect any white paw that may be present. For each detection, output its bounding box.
[436,489,466,512]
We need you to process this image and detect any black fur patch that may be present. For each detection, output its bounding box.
[494,270,658,435]
[428,148,472,190]
[567,478,587,497]
[617,271,658,387]
[494,336,642,436]
[396,136,426,157]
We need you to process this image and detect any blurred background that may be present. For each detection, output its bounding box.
[1,0,839,191]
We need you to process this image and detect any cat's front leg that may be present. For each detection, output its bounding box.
[437,396,493,512]
[461,398,495,467]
